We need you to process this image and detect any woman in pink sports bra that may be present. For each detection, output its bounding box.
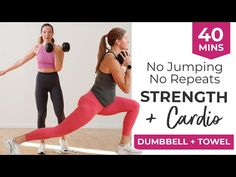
[0,23,69,154]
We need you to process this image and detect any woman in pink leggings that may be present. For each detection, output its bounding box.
[5,27,141,155]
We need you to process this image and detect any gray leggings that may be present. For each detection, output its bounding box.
[35,72,65,128]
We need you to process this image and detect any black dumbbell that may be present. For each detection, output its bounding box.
[62,42,70,52]
[117,51,128,64]
[45,43,54,53]
[45,42,70,53]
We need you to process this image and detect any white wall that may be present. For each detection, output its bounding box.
[0,22,131,128]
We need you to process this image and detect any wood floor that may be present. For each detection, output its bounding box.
[0,128,121,155]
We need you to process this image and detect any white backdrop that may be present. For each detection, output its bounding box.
[0,22,131,128]
[132,22,236,154]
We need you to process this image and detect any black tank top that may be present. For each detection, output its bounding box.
[91,51,120,106]
[90,71,116,106]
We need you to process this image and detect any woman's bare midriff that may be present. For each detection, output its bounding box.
[38,68,57,73]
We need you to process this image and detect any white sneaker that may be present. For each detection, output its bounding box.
[5,138,21,155]
[59,138,69,153]
[116,144,143,155]
[37,143,46,154]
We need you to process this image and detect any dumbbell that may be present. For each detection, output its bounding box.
[45,42,70,53]
[62,42,70,52]
[117,51,128,64]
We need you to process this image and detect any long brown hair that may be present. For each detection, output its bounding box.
[95,27,126,73]
[38,23,55,44]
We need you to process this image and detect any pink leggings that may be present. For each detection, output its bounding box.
[26,91,140,141]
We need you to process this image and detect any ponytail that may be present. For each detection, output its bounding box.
[96,35,108,73]
[95,28,126,73]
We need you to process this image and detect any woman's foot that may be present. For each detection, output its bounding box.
[5,138,21,155]
[59,138,69,153]
[116,144,143,155]
[37,143,46,154]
